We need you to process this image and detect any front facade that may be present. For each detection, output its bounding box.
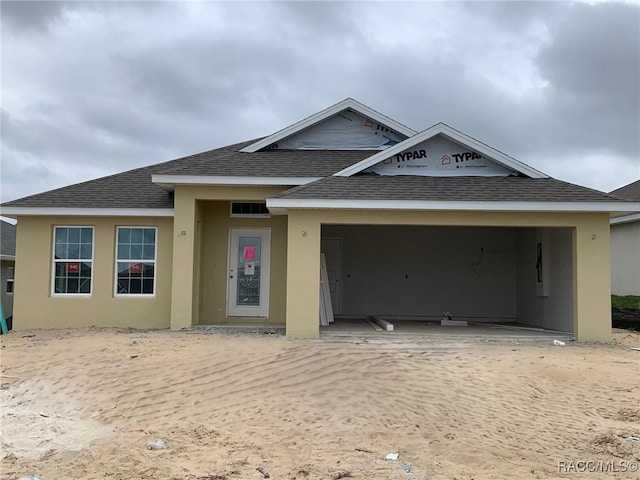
[2,99,638,341]
[610,180,640,296]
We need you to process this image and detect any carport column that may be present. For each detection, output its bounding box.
[572,216,612,342]
[169,188,197,329]
[285,210,321,337]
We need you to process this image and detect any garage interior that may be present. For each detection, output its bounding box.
[320,225,574,335]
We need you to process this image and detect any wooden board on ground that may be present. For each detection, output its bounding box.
[370,316,394,331]
[319,253,334,326]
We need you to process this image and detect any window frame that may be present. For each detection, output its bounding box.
[229,202,271,218]
[51,226,95,297]
[6,266,14,295]
[114,226,158,297]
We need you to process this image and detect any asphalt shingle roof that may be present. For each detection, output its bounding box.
[1,221,16,257]
[610,180,640,201]
[2,163,175,209]
[157,142,375,177]
[1,136,629,210]
[272,175,626,203]
[2,139,374,209]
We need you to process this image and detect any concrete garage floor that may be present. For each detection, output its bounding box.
[320,318,575,343]
[191,319,575,344]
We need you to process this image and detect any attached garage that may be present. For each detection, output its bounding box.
[321,224,574,333]
[272,178,626,342]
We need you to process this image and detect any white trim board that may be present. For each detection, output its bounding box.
[334,122,549,179]
[611,212,640,225]
[152,175,322,190]
[0,207,175,217]
[266,198,638,214]
[239,98,417,153]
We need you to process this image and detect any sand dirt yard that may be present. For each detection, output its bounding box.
[1,327,639,480]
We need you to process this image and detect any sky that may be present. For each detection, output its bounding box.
[1,0,639,205]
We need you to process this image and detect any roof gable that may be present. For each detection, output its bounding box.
[334,123,549,179]
[239,98,417,153]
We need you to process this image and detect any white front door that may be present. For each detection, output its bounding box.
[227,228,271,317]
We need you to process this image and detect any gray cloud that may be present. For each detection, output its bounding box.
[1,1,639,203]
[536,2,640,155]
[1,1,66,33]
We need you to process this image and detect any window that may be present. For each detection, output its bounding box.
[53,226,94,294]
[6,267,14,294]
[116,227,156,295]
[230,202,270,217]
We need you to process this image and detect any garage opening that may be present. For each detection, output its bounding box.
[321,225,574,334]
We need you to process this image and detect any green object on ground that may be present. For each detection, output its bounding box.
[0,303,7,334]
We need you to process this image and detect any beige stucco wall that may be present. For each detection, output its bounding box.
[198,201,287,324]
[12,216,174,330]
[285,209,612,342]
[611,221,640,295]
[170,185,288,329]
[11,196,613,342]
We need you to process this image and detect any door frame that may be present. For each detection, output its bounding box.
[226,227,271,318]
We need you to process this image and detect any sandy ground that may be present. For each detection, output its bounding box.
[1,327,639,480]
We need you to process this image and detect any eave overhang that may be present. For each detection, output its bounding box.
[152,175,322,192]
[266,198,640,216]
[0,207,175,218]
[610,212,640,225]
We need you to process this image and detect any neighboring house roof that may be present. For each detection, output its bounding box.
[610,179,640,225]
[1,220,16,260]
[267,175,628,214]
